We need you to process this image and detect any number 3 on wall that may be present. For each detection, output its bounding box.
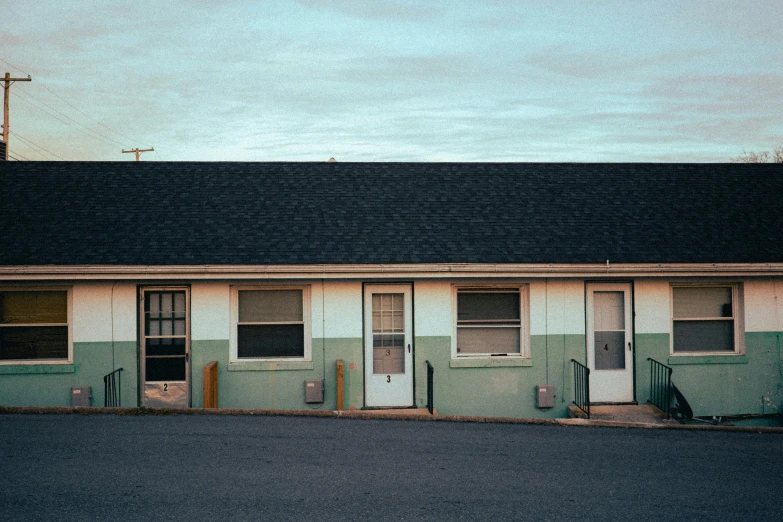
[386,375,391,383]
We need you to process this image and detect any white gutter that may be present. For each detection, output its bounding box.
[1,263,783,280]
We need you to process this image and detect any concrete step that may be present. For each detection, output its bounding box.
[568,403,678,426]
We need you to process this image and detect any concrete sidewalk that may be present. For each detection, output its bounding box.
[1,405,781,433]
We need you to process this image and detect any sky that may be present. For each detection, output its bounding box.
[2,0,782,162]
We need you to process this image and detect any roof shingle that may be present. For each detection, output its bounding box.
[1,161,781,265]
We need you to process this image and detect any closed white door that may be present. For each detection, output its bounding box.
[364,284,413,407]
[586,283,633,403]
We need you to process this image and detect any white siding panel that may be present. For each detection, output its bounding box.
[529,280,585,336]
[73,283,136,342]
[744,279,783,333]
[634,280,671,334]
[318,281,362,339]
[413,282,452,337]
[191,283,230,340]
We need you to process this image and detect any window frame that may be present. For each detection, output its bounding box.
[670,283,744,356]
[451,284,529,359]
[229,285,312,362]
[0,287,73,365]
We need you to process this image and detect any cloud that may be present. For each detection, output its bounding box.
[295,0,440,21]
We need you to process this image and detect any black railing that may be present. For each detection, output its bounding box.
[571,359,590,419]
[647,358,672,418]
[425,360,434,415]
[104,368,124,407]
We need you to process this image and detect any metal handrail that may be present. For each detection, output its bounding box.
[570,359,590,419]
[425,360,434,415]
[647,358,672,418]
[103,368,124,407]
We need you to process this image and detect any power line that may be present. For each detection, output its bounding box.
[0,57,147,148]
[12,89,132,153]
[13,89,127,147]
[8,151,30,161]
[12,136,48,159]
[13,131,66,160]
[10,90,120,150]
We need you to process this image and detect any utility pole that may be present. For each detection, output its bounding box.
[122,147,154,161]
[2,72,32,161]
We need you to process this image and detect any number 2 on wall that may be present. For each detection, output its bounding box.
[163,383,168,392]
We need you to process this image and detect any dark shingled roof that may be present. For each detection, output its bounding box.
[0,161,781,266]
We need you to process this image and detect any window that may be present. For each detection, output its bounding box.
[672,285,741,354]
[455,286,527,357]
[0,290,70,362]
[232,287,310,360]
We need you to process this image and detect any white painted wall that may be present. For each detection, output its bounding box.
[414,281,452,337]
[315,281,362,339]
[191,283,230,340]
[633,280,671,334]
[72,283,136,343]
[529,280,585,336]
[743,279,783,333]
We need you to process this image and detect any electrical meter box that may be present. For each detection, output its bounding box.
[71,386,91,407]
[305,379,324,404]
[536,384,554,409]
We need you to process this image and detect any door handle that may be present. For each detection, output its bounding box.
[407,344,411,353]
[628,342,632,352]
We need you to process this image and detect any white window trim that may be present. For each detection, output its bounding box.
[229,284,312,362]
[669,283,745,356]
[0,286,73,365]
[451,283,530,359]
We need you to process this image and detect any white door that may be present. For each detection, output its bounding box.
[140,287,190,408]
[364,284,413,407]
[586,283,633,403]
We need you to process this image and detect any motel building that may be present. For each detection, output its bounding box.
[1,161,781,424]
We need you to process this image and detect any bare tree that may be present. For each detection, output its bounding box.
[731,145,783,163]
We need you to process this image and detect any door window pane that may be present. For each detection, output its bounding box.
[371,293,405,373]
[593,291,624,331]
[594,330,625,370]
[145,356,186,381]
[373,333,405,374]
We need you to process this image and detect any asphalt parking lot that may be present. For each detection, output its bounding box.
[1,413,781,521]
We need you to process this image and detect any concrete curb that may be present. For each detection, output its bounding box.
[1,405,781,433]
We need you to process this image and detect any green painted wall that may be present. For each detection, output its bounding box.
[0,341,136,407]
[414,335,585,418]
[5,332,780,419]
[190,338,363,410]
[634,332,783,417]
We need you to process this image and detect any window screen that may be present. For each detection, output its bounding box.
[672,286,735,353]
[456,289,522,355]
[0,291,68,361]
[237,289,305,358]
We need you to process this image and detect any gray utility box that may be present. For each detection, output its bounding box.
[71,386,91,407]
[305,379,324,404]
[536,384,554,409]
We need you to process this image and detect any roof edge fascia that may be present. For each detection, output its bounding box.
[1,263,783,280]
